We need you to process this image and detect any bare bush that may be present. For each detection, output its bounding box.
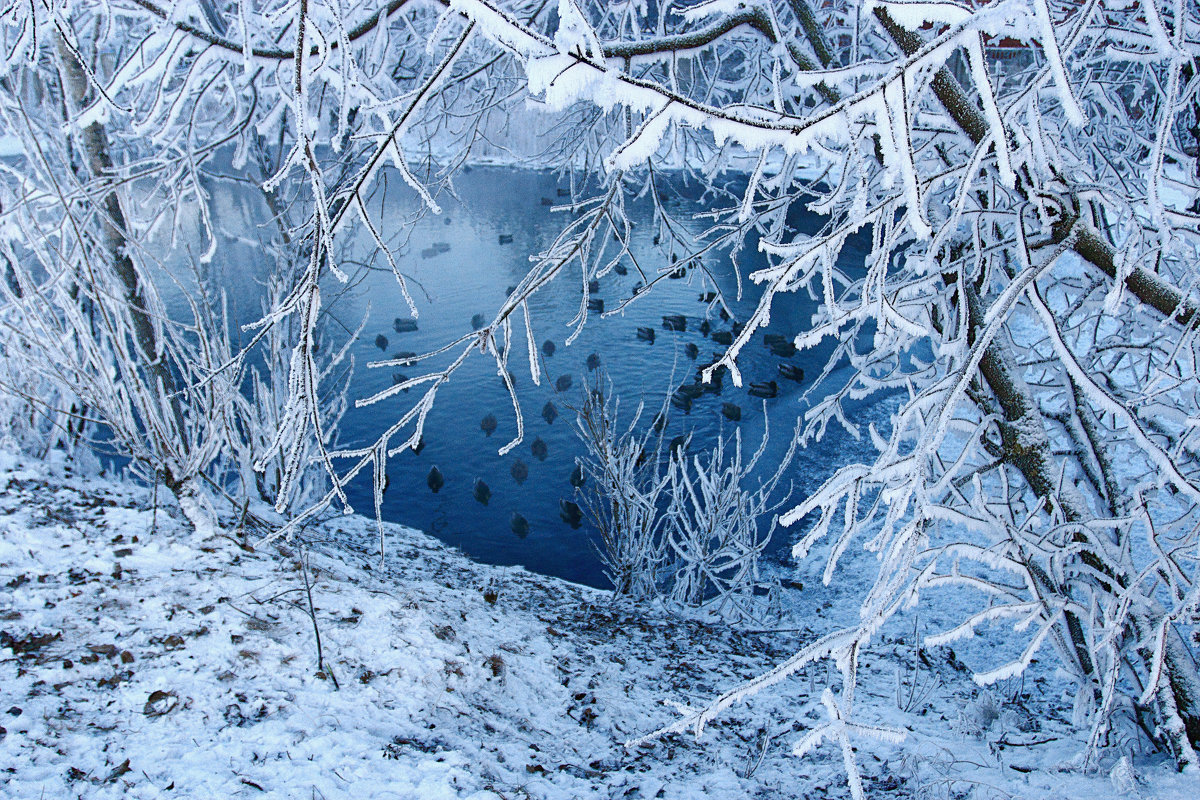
[575,378,795,622]
[663,416,797,624]
[574,378,670,600]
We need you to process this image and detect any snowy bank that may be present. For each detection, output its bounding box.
[1,449,1194,799]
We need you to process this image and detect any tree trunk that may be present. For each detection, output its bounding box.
[54,32,189,490]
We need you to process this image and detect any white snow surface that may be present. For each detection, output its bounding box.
[0,447,1195,799]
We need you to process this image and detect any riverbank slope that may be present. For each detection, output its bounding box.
[0,449,1190,799]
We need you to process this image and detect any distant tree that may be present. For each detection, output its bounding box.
[1,0,1198,788]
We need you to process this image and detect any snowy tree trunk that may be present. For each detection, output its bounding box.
[864,5,1200,761]
[54,31,189,491]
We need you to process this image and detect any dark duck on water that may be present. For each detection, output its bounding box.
[559,500,583,529]
[426,466,444,493]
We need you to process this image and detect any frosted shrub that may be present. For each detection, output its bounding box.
[663,419,797,624]
[574,379,669,599]
[233,268,356,516]
[576,379,796,622]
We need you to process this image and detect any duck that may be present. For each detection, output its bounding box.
[473,479,491,505]
[662,314,687,331]
[481,414,498,436]
[779,364,805,383]
[555,374,573,392]
[701,373,724,394]
[587,298,604,312]
[511,459,529,485]
[510,512,530,538]
[498,234,514,245]
[393,318,418,333]
[770,341,797,358]
[636,326,656,343]
[374,334,388,350]
[531,437,549,462]
[712,330,734,346]
[569,464,585,488]
[542,401,558,425]
[542,339,556,357]
[426,466,444,493]
[721,403,742,422]
[586,353,601,371]
[471,313,486,331]
[748,380,778,399]
[613,263,628,276]
[559,500,583,529]
[685,342,699,359]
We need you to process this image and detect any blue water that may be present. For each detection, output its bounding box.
[137,165,890,587]
[312,167,890,588]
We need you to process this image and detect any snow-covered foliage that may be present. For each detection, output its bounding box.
[574,380,671,599]
[575,380,795,622]
[1,0,1199,790]
[661,413,797,623]
[233,267,355,514]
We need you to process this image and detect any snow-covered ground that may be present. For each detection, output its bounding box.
[0,448,1193,799]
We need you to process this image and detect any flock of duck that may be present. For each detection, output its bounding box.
[648,299,806,421]
[370,252,806,539]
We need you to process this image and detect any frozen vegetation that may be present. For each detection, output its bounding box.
[3,1,1200,798]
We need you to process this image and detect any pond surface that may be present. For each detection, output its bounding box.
[300,167,889,588]
[167,165,890,588]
